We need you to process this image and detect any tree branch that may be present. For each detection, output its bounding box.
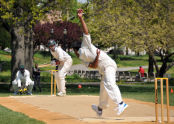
[166,61,174,72]
[166,51,174,58]
[24,0,58,26]
[152,54,159,73]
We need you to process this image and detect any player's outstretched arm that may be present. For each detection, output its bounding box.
[77,9,88,35]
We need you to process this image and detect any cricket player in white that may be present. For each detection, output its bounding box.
[48,40,72,96]
[72,9,128,116]
[12,65,34,95]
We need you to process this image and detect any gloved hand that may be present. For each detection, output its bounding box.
[23,88,27,92]
[18,88,23,93]
[55,60,60,65]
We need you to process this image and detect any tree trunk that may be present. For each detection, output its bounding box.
[148,53,154,77]
[113,45,116,59]
[159,64,167,77]
[126,47,128,55]
[159,58,168,77]
[11,26,25,85]
[25,29,33,75]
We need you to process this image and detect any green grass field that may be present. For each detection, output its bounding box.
[0,105,45,124]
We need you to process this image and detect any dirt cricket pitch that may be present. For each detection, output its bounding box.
[0,95,174,124]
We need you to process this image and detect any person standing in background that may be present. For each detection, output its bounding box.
[138,66,145,77]
[33,63,41,92]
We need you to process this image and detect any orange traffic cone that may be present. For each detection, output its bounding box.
[171,88,173,93]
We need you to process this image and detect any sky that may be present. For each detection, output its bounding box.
[77,0,87,3]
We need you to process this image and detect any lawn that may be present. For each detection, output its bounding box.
[0,105,45,124]
[116,55,149,67]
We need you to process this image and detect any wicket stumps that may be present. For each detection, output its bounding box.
[51,70,58,96]
[155,78,170,123]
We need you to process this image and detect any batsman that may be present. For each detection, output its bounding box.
[48,40,72,96]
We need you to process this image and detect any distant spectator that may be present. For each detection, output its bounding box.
[33,63,41,92]
[12,65,34,95]
[138,66,145,77]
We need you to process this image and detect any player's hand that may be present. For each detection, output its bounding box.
[18,88,23,93]
[77,9,83,18]
[55,60,60,65]
[96,49,100,56]
[23,88,27,92]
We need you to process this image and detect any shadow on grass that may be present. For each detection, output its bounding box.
[35,51,51,57]
[0,75,11,82]
[0,60,11,71]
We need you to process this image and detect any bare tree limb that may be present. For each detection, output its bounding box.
[166,61,174,72]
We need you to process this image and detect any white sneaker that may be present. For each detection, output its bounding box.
[116,102,128,115]
[57,92,66,96]
[91,104,102,116]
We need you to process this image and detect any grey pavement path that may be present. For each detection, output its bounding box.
[70,64,148,71]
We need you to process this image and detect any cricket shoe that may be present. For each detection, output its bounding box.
[115,102,128,116]
[57,92,66,96]
[91,104,102,117]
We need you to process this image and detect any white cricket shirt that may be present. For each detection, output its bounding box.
[51,46,71,62]
[78,34,117,73]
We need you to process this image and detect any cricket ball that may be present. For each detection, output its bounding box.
[78,84,82,89]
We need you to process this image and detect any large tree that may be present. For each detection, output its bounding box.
[0,0,79,87]
[86,0,174,77]
[133,0,174,77]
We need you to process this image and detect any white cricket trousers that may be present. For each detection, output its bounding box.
[12,79,34,93]
[55,58,72,93]
[98,66,123,109]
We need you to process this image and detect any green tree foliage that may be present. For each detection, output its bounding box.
[0,0,81,84]
[0,23,11,49]
[129,0,174,76]
[86,0,174,77]
[33,21,82,49]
